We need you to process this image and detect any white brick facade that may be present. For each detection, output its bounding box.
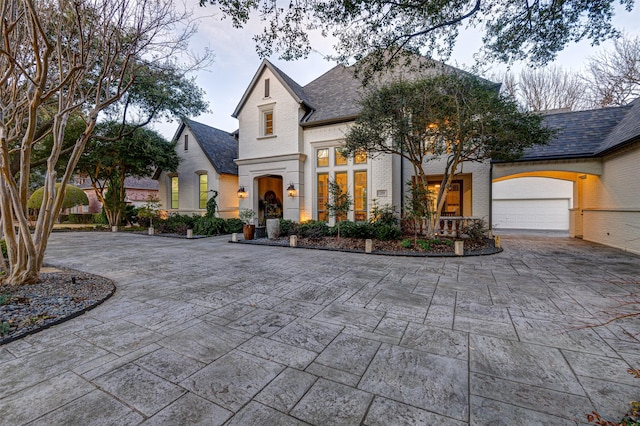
[158,125,239,218]
[581,144,640,254]
[234,61,493,224]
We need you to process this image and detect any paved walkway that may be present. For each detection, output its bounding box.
[1,232,639,425]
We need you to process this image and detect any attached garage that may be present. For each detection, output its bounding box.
[492,177,573,231]
[493,198,570,230]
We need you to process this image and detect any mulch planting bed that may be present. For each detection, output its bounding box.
[0,269,115,345]
[238,236,501,256]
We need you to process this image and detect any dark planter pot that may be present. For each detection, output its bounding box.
[243,224,255,240]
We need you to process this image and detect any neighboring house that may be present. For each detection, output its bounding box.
[156,119,239,218]
[70,175,159,214]
[233,59,491,226]
[493,99,640,254]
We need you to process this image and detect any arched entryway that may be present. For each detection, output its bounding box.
[256,175,283,226]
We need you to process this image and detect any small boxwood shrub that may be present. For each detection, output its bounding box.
[279,219,298,236]
[374,223,402,240]
[225,218,244,234]
[157,213,199,235]
[298,220,330,238]
[193,216,226,236]
[67,213,94,224]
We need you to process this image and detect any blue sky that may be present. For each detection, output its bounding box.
[152,2,640,140]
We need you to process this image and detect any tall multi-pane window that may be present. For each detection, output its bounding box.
[317,173,329,221]
[199,174,208,209]
[354,171,367,221]
[170,176,179,209]
[335,172,348,221]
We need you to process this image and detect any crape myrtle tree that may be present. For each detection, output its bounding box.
[342,73,554,235]
[76,123,179,228]
[0,0,206,285]
[200,0,635,75]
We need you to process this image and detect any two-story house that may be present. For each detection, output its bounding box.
[233,59,491,226]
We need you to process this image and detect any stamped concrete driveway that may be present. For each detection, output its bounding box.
[1,232,639,425]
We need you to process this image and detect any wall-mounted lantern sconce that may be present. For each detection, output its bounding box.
[237,186,248,199]
[287,183,296,198]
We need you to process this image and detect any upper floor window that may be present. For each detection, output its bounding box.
[354,150,367,164]
[184,134,188,151]
[335,148,348,166]
[317,148,329,167]
[264,110,273,135]
[264,78,270,98]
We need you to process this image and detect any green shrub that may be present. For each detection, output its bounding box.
[58,214,69,223]
[279,219,298,236]
[417,240,431,251]
[374,223,402,240]
[193,216,226,236]
[370,203,398,226]
[399,239,412,248]
[428,238,452,246]
[156,213,199,235]
[93,210,109,225]
[67,213,94,224]
[225,218,244,234]
[0,239,7,259]
[298,220,330,238]
[123,205,138,225]
[461,219,488,243]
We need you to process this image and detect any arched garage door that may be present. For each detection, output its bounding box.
[492,177,573,230]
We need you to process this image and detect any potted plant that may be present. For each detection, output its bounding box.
[239,208,256,240]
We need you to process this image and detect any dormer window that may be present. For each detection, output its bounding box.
[264,78,270,98]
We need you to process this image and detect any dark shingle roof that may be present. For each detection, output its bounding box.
[300,57,496,126]
[516,100,640,161]
[302,65,362,124]
[596,98,640,154]
[184,119,238,175]
[124,177,159,190]
[520,106,632,160]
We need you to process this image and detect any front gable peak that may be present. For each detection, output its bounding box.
[232,59,313,118]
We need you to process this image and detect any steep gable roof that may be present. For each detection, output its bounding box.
[300,57,489,127]
[183,119,238,175]
[596,98,640,154]
[232,59,313,118]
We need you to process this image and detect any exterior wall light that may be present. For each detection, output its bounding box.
[237,186,248,198]
[287,183,296,197]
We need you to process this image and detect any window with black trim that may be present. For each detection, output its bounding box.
[184,134,188,151]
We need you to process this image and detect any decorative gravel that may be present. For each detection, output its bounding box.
[0,268,115,345]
